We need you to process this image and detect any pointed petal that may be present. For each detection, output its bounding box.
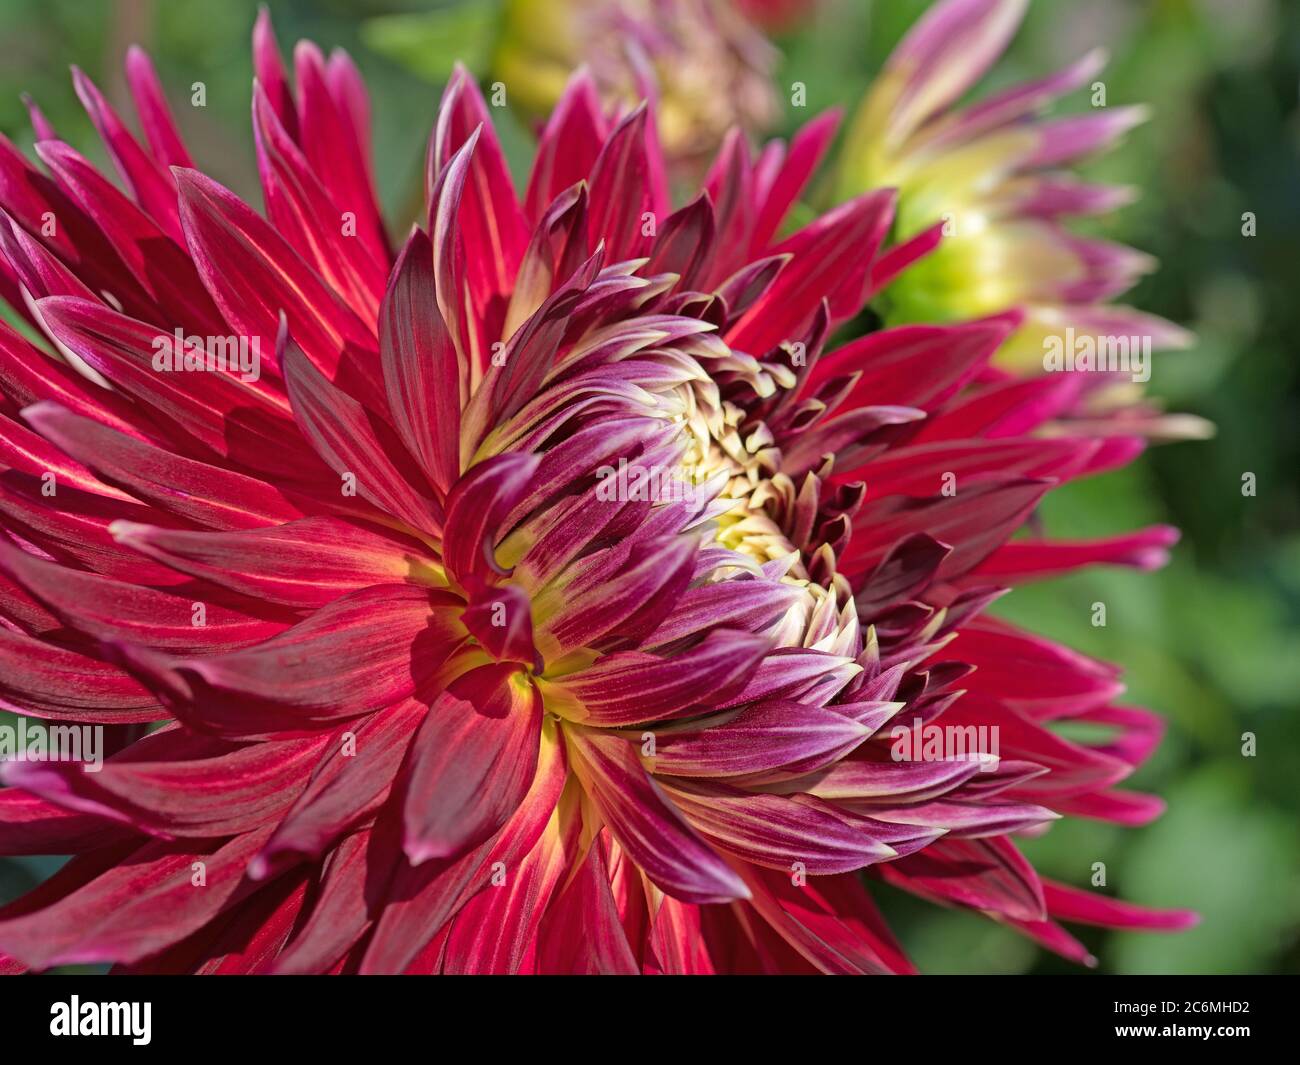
[380,227,462,496]
[282,331,442,533]
[752,108,842,250]
[293,40,390,270]
[116,586,464,738]
[731,190,896,354]
[431,67,530,336]
[546,629,772,726]
[124,46,194,169]
[71,67,182,241]
[525,70,607,221]
[739,866,914,974]
[110,516,434,608]
[175,167,379,400]
[565,726,749,905]
[441,452,541,585]
[402,664,543,864]
[665,781,897,874]
[270,828,373,974]
[1044,879,1198,931]
[880,835,1046,922]
[646,699,871,778]
[0,728,328,837]
[22,400,302,530]
[253,82,385,323]
[0,828,273,968]
[972,525,1179,583]
[587,106,655,261]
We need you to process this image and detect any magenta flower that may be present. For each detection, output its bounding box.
[0,10,1193,974]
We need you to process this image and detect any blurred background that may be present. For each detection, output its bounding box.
[0,0,1295,974]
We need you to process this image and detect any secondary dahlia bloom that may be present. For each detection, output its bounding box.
[838,0,1201,438]
[493,0,779,172]
[0,10,1195,974]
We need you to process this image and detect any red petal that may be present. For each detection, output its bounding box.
[401,664,543,864]
[548,629,772,726]
[442,452,540,585]
[534,839,639,974]
[0,828,274,968]
[116,586,464,738]
[282,331,442,533]
[380,227,462,496]
[124,47,194,169]
[112,516,432,608]
[1044,879,1199,931]
[566,726,749,905]
[525,70,607,222]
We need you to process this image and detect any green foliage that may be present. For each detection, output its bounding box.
[362,2,501,82]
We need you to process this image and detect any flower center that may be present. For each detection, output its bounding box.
[661,383,861,656]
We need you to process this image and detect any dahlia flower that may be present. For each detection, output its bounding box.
[493,0,779,171]
[838,0,1202,438]
[0,8,1195,975]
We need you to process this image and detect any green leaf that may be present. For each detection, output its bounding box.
[362,2,502,84]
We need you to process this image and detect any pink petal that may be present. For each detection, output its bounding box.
[71,67,182,242]
[115,586,464,738]
[525,69,607,221]
[1044,879,1199,931]
[971,525,1180,583]
[282,330,443,533]
[0,828,274,969]
[111,516,431,608]
[441,452,541,585]
[401,664,544,864]
[253,82,385,324]
[380,227,462,496]
[646,699,871,778]
[565,726,749,905]
[665,780,897,874]
[550,629,772,726]
[124,47,194,169]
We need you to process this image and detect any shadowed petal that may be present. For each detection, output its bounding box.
[402,664,544,864]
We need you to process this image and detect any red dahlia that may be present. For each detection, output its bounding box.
[0,10,1193,973]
